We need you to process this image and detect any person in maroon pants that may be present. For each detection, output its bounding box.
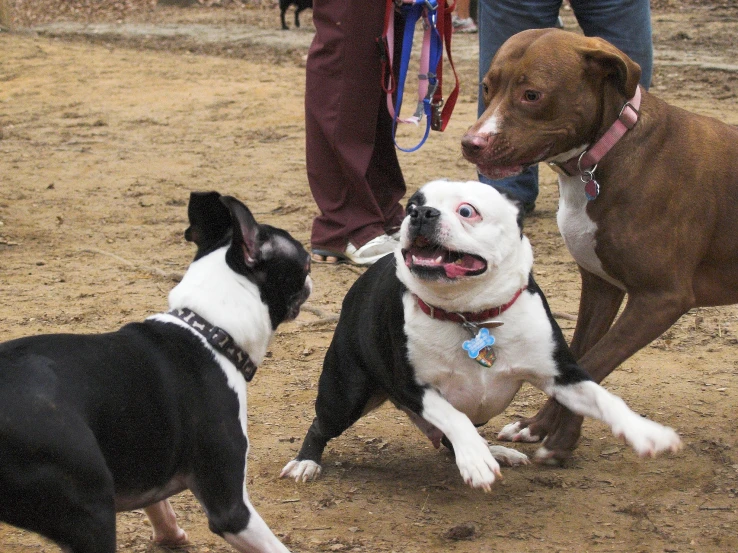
[306,0,406,265]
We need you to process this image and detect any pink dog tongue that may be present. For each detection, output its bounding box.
[443,255,486,278]
[444,262,469,279]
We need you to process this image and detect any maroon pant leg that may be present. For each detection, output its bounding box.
[306,0,406,252]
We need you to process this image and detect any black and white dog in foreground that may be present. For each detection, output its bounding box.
[0,192,311,553]
[282,180,681,491]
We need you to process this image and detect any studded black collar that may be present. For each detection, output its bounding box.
[168,307,258,382]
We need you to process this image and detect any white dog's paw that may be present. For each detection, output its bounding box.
[280,459,322,483]
[454,436,502,491]
[497,421,541,443]
[616,417,683,457]
[488,445,530,466]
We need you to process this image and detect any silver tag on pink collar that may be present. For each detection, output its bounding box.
[584,177,600,201]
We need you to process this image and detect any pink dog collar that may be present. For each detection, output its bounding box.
[552,85,642,179]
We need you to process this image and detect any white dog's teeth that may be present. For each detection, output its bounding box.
[412,255,418,264]
[435,256,443,264]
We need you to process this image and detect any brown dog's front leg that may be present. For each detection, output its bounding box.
[538,289,691,462]
[527,270,626,462]
[569,268,626,360]
[501,273,691,463]
[498,268,625,458]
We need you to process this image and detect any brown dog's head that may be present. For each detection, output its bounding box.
[461,28,641,179]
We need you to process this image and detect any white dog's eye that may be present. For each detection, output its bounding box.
[457,203,479,219]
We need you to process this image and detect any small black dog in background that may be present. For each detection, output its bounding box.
[280,0,312,30]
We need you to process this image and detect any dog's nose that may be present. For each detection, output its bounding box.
[409,206,440,227]
[461,132,489,158]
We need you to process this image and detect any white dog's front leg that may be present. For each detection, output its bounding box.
[223,498,291,553]
[420,388,501,491]
[544,380,682,457]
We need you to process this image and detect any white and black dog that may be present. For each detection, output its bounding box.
[282,180,681,491]
[0,192,311,553]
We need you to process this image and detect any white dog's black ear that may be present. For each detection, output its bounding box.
[185,191,232,258]
[220,195,261,268]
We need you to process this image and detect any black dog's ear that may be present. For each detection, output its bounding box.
[219,195,260,268]
[185,191,232,255]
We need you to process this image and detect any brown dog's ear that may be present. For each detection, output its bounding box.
[577,37,642,98]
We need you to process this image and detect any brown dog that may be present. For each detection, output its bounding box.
[461,28,738,463]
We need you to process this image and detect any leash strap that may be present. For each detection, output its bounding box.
[432,1,458,132]
[379,0,459,152]
[168,308,258,382]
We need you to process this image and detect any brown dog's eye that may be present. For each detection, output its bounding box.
[523,90,541,102]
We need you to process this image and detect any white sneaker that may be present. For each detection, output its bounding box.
[345,234,398,265]
[452,16,478,34]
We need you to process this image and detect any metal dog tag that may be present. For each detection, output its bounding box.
[584,178,600,201]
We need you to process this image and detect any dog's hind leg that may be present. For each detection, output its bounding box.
[281,347,384,482]
[0,418,117,552]
[144,500,189,546]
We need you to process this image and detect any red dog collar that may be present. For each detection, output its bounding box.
[415,287,527,324]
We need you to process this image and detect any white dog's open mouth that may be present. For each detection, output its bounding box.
[402,237,487,279]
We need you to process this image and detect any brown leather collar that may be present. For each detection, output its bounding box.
[414,287,527,324]
[168,308,258,382]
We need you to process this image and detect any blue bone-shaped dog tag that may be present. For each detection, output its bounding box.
[462,327,496,368]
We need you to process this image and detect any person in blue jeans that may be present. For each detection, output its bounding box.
[477,0,653,214]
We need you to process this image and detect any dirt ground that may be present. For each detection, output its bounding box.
[1,1,738,552]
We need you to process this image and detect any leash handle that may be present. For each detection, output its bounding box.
[381,0,458,152]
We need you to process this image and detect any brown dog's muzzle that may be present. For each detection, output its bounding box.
[461,132,490,162]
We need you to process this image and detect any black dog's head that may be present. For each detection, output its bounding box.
[184,191,311,328]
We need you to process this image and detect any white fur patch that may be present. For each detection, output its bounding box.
[396,180,531,313]
[166,246,273,366]
[497,421,541,443]
[280,460,322,483]
[420,389,501,491]
[223,496,291,553]
[556,174,625,289]
[546,381,682,457]
[478,106,501,135]
[488,445,530,466]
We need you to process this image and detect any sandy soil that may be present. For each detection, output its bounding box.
[1,2,737,552]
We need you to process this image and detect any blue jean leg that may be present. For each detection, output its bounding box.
[476,0,563,205]
[569,0,652,88]
[476,0,652,205]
